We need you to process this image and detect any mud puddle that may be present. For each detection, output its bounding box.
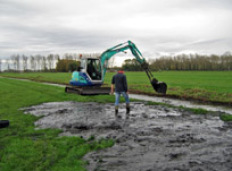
[21,101,232,171]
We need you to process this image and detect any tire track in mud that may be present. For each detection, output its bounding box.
[21,101,232,171]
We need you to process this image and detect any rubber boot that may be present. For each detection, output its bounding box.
[126,103,130,119]
[115,106,119,117]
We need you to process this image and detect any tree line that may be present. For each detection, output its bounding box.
[0,53,84,72]
[56,59,80,72]
[0,54,60,72]
[122,59,143,71]
[152,54,232,71]
[1,53,232,72]
[122,53,232,71]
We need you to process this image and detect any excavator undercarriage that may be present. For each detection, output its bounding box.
[65,85,111,95]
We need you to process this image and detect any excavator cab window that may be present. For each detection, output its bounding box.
[80,59,86,71]
[87,59,102,80]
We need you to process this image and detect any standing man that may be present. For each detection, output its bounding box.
[111,69,130,118]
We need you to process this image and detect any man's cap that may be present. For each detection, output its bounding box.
[118,70,124,74]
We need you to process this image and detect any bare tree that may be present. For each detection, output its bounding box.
[15,54,20,71]
[30,56,36,71]
[42,56,47,71]
[11,55,17,71]
[47,54,54,70]
[35,55,42,71]
[54,54,60,70]
[5,59,10,71]
[64,53,73,60]
[22,55,28,71]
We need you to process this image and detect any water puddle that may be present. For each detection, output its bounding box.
[130,94,232,115]
[21,101,232,171]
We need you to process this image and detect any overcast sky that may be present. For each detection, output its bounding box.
[0,0,232,61]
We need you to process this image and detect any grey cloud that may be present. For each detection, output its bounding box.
[184,38,232,54]
[0,21,128,56]
[180,0,232,10]
[0,0,232,59]
[0,0,41,17]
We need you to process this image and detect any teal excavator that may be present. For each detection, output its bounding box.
[65,40,167,95]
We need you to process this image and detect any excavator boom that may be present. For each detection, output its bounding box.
[99,40,167,94]
[100,41,146,79]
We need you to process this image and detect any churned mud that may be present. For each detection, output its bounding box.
[21,101,232,171]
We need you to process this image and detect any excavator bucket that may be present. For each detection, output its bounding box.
[0,120,9,129]
[151,78,167,94]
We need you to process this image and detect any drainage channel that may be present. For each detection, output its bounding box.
[1,76,232,114]
[45,82,232,115]
[129,94,232,115]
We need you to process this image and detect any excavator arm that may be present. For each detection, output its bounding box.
[99,40,167,94]
[100,41,145,77]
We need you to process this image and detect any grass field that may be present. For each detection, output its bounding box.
[0,78,115,171]
[1,71,232,104]
[1,72,232,170]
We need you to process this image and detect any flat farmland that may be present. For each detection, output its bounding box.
[1,71,232,103]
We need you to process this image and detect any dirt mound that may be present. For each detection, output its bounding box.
[22,101,232,171]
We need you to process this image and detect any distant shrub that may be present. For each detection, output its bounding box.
[56,59,80,72]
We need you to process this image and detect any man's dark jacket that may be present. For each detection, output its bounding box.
[111,73,128,92]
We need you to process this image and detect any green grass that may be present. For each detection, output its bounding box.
[1,71,232,103]
[0,78,115,171]
[220,114,232,121]
[0,72,70,84]
[159,71,232,103]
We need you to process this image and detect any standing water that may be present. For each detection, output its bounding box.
[130,94,232,114]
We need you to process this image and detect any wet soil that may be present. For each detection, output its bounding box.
[21,101,232,171]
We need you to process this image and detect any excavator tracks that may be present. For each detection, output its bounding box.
[65,86,111,95]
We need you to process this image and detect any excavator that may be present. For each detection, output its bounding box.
[65,40,167,95]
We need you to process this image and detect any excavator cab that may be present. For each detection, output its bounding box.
[66,57,111,95]
[86,59,102,80]
[69,57,103,87]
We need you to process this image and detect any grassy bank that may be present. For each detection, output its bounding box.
[1,71,232,104]
[0,78,115,171]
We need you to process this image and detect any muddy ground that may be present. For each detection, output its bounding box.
[22,101,232,171]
